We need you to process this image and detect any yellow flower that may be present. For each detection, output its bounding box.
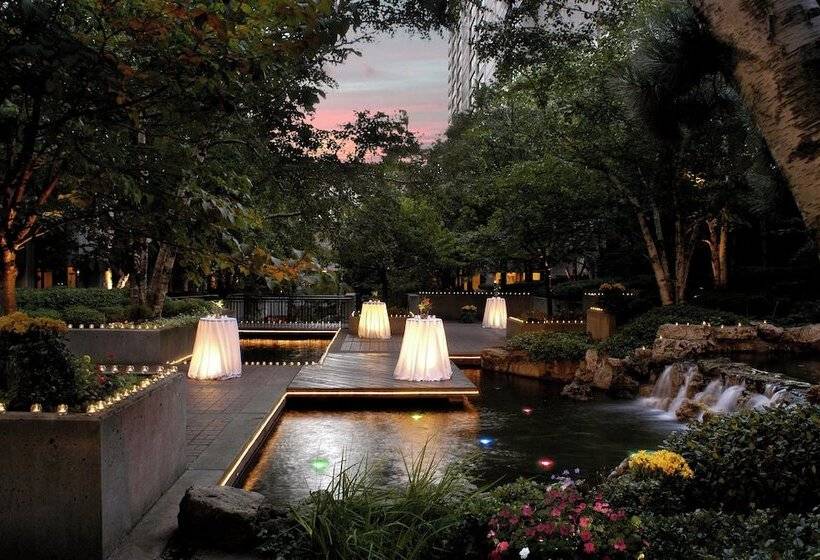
[628,450,694,479]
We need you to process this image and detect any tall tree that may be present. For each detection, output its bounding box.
[690,0,820,260]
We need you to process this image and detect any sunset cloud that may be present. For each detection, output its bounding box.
[310,31,449,145]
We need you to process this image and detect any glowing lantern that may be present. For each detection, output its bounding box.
[188,316,242,380]
[482,297,507,329]
[358,301,391,339]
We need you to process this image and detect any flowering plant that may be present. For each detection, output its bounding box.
[461,305,477,312]
[418,297,432,316]
[627,450,694,479]
[486,481,644,559]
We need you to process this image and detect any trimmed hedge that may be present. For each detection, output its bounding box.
[506,331,593,362]
[551,278,606,300]
[16,287,129,311]
[602,304,745,358]
[62,305,106,326]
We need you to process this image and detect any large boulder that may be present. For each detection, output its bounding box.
[781,324,820,352]
[608,372,640,399]
[650,336,713,363]
[561,380,592,401]
[178,485,266,550]
[755,321,785,342]
[480,347,578,381]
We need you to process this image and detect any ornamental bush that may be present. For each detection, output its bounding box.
[163,298,214,318]
[26,308,64,321]
[602,304,745,358]
[506,332,593,362]
[16,287,129,311]
[62,305,106,326]
[663,404,820,513]
[551,279,606,300]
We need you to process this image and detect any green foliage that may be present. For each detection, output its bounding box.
[62,305,106,326]
[100,306,128,322]
[127,304,155,322]
[641,508,820,560]
[663,405,820,513]
[603,305,745,357]
[162,298,214,318]
[551,279,606,300]
[17,288,129,311]
[506,331,593,362]
[286,447,477,560]
[26,308,64,321]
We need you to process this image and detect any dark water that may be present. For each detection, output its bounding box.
[241,370,681,503]
[239,338,329,363]
[732,353,820,384]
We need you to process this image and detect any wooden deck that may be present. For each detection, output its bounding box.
[289,352,478,397]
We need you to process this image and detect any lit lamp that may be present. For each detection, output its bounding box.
[358,300,391,339]
[394,315,452,381]
[482,296,507,329]
[187,315,242,380]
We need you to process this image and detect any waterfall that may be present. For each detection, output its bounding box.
[644,365,788,420]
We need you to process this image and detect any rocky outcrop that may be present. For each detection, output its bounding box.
[697,357,811,396]
[562,348,641,399]
[650,322,820,363]
[480,348,579,382]
[561,380,592,401]
[178,485,266,550]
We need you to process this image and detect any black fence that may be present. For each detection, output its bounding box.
[225,294,356,324]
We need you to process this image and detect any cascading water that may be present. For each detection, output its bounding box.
[644,365,787,420]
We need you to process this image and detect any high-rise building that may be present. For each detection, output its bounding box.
[447,1,510,118]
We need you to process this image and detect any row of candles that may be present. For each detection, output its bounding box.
[239,320,342,325]
[68,323,163,330]
[0,365,179,415]
[243,361,316,367]
[418,291,531,296]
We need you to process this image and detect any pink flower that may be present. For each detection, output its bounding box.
[583,542,597,554]
[497,541,509,553]
[521,504,534,517]
[580,530,592,542]
[551,507,562,517]
[509,516,519,525]
[593,501,611,514]
[613,538,627,551]
[579,516,592,528]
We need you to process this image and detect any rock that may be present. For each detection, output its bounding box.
[781,324,820,352]
[480,348,578,381]
[713,325,757,341]
[638,384,655,397]
[608,457,630,479]
[178,485,266,550]
[561,381,592,401]
[650,337,713,363]
[807,385,820,405]
[755,322,784,342]
[675,399,706,422]
[608,372,639,399]
[656,323,713,341]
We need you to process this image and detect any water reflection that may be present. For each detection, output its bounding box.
[242,369,681,503]
[239,338,329,363]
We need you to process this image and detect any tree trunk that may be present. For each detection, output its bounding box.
[147,243,176,317]
[130,239,149,307]
[692,0,820,259]
[674,216,698,303]
[0,246,17,314]
[637,211,675,305]
[718,217,729,287]
[705,212,730,289]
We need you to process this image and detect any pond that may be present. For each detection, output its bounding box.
[239,336,330,364]
[241,369,682,503]
[731,353,820,384]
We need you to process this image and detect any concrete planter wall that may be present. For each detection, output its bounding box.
[0,372,187,560]
[348,315,409,335]
[586,308,616,341]
[66,322,197,364]
[408,292,534,321]
[506,317,586,338]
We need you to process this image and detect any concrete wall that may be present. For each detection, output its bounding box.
[66,323,196,364]
[506,317,586,338]
[586,308,616,341]
[407,293,534,321]
[0,373,186,560]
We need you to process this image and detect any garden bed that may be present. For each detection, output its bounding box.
[505,316,585,338]
[0,371,186,560]
[348,314,410,335]
[66,321,197,364]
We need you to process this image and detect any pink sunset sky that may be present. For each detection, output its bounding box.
[309,31,450,146]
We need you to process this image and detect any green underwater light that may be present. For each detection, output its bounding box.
[310,457,330,472]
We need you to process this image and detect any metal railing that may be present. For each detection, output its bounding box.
[225,294,356,324]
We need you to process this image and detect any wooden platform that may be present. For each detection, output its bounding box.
[288,352,478,398]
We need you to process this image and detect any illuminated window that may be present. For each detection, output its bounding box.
[532,272,541,281]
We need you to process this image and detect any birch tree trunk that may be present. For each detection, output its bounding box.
[692,0,820,258]
[637,211,675,305]
[706,212,730,289]
[674,216,699,303]
[147,243,176,317]
[130,239,149,307]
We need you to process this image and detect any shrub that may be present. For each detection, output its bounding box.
[163,298,213,318]
[506,332,593,362]
[627,450,693,480]
[662,404,820,513]
[551,278,605,300]
[62,305,106,326]
[127,303,155,321]
[641,508,820,560]
[100,305,128,322]
[602,304,745,358]
[16,287,129,311]
[26,308,64,321]
[0,313,79,410]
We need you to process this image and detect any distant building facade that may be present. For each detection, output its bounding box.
[447,0,510,118]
